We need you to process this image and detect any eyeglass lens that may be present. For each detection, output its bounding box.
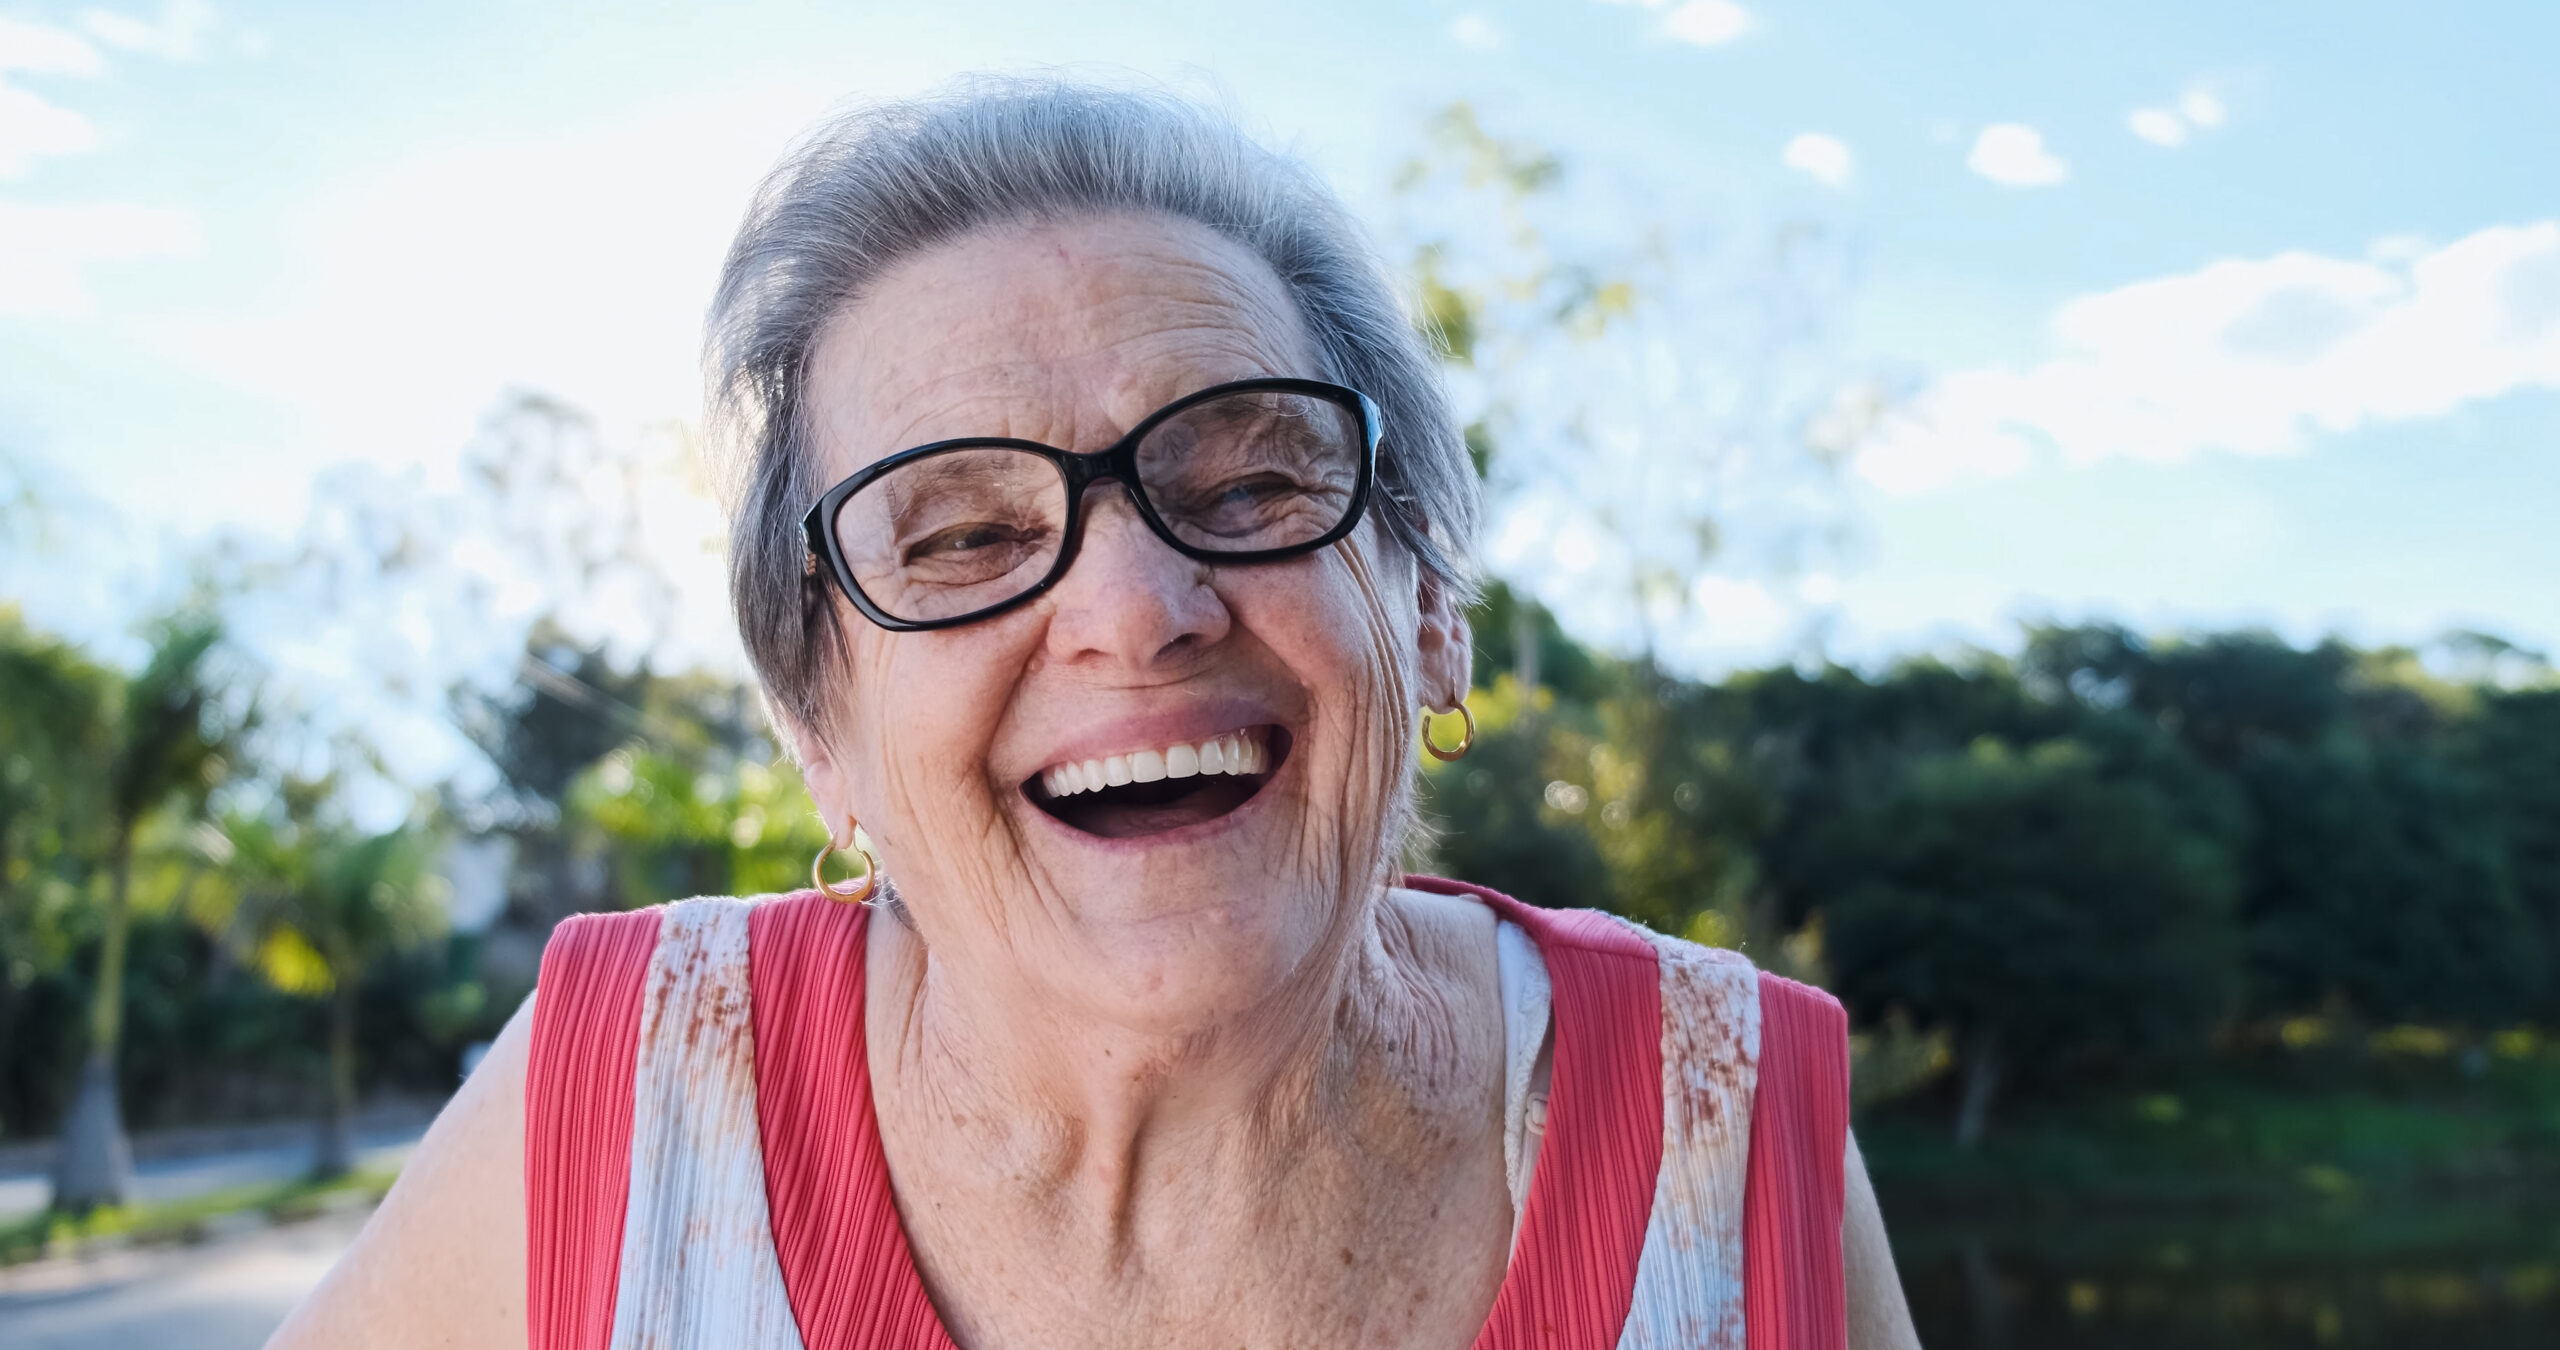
[832,388,1365,624]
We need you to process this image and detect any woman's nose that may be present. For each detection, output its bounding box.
[1042,485,1231,668]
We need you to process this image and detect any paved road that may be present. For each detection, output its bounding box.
[0,1124,427,1222]
[0,1206,370,1350]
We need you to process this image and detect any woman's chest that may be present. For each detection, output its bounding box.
[882,1135,1517,1350]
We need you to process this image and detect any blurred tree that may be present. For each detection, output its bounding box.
[1719,657,2073,938]
[2241,741,2539,1024]
[474,631,653,814]
[564,667,827,907]
[1418,679,1613,912]
[2024,621,2546,1026]
[2020,624,2350,768]
[2470,689,2560,1018]
[1576,664,1775,941]
[52,614,239,1212]
[1394,103,1872,669]
[1815,738,2240,1145]
[1468,581,1609,706]
[221,800,446,1178]
[570,743,831,908]
[0,611,116,1142]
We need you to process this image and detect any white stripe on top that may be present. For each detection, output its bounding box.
[608,897,804,1350]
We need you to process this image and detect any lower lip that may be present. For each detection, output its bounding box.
[1022,744,1288,854]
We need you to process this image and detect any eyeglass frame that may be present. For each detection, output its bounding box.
[801,376,1384,633]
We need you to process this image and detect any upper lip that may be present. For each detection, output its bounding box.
[1012,697,1293,786]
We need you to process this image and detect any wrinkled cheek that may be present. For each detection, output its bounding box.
[1293,542,1419,895]
[832,628,1024,909]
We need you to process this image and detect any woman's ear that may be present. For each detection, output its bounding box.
[1415,567,1474,711]
[777,710,852,829]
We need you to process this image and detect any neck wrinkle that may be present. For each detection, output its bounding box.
[872,882,1479,1225]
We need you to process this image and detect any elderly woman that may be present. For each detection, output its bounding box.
[273,83,1918,1350]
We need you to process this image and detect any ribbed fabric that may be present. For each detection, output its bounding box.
[748,892,956,1350]
[1403,876,1667,1350]
[525,907,663,1350]
[1742,973,1851,1350]
[608,900,803,1349]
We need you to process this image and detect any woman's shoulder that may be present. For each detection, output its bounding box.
[1400,874,1768,981]
[528,892,858,1073]
[1397,874,1846,1050]
[536,890,851,966]
[1600,913,1847,1061]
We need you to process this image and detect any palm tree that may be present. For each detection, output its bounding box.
[0,612,115,1146]
[225,806,446,1178]
[50,615,233,1212]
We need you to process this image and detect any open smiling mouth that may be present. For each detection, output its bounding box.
[1025,726,1292,840]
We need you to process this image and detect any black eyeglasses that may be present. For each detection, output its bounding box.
[802,377,1381,632]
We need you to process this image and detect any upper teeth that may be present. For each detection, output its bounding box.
[1039,730,1268,799]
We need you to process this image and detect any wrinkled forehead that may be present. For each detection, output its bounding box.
[802,211,1322,482]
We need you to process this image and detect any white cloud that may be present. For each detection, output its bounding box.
[0,15,109,178]
[0,201,199,314]
[2128,82,2229,149]
[1661,0,1752,46]
[80,1,217,60]
[0,15,107,74]
[2127,107,2187,147]
[1967,123,2068,187]
[1781,131,1853,187]
[1591,0,1754,48]
[2368,233,2431,264]
[1450,13,1502,50]
[1855,221,2560,493]
[0,79,99,177]
[0,8,223,178]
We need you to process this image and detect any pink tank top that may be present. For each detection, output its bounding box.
[525,881,1848,1350]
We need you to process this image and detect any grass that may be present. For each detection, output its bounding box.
[1861,1056,2560,1217]
[0,1164,399,1267]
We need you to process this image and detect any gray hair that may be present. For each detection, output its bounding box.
[703,78,1479,738]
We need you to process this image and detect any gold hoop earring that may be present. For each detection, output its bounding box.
[1422,702,1476,762]
[811,815,880,905]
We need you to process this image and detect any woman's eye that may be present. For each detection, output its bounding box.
[1207,474,1299,510]
[906,521,1027,562]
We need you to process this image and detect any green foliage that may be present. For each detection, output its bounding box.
[9,581,2560,1160]
[1,1162,399,1266]
[1418,679,1612,913]
[103,614,232,842]
[2029,623,2548,1027]
[1861,1044,2560,1212]
[1468,580,1608,705]
[1814,737,2241,1083]
[1421,606,2560,1141]
[0,611,117,1138]
[570,749,831,906]
[2241,741,2537,1023]
[221,809,448,996]
[2469,690,2560,1018]
[465,629,652,811]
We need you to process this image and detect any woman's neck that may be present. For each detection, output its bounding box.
[867,886,1498,1188]
[864,884,1513,1348]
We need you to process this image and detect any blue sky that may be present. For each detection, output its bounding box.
[4,0,2556,680]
